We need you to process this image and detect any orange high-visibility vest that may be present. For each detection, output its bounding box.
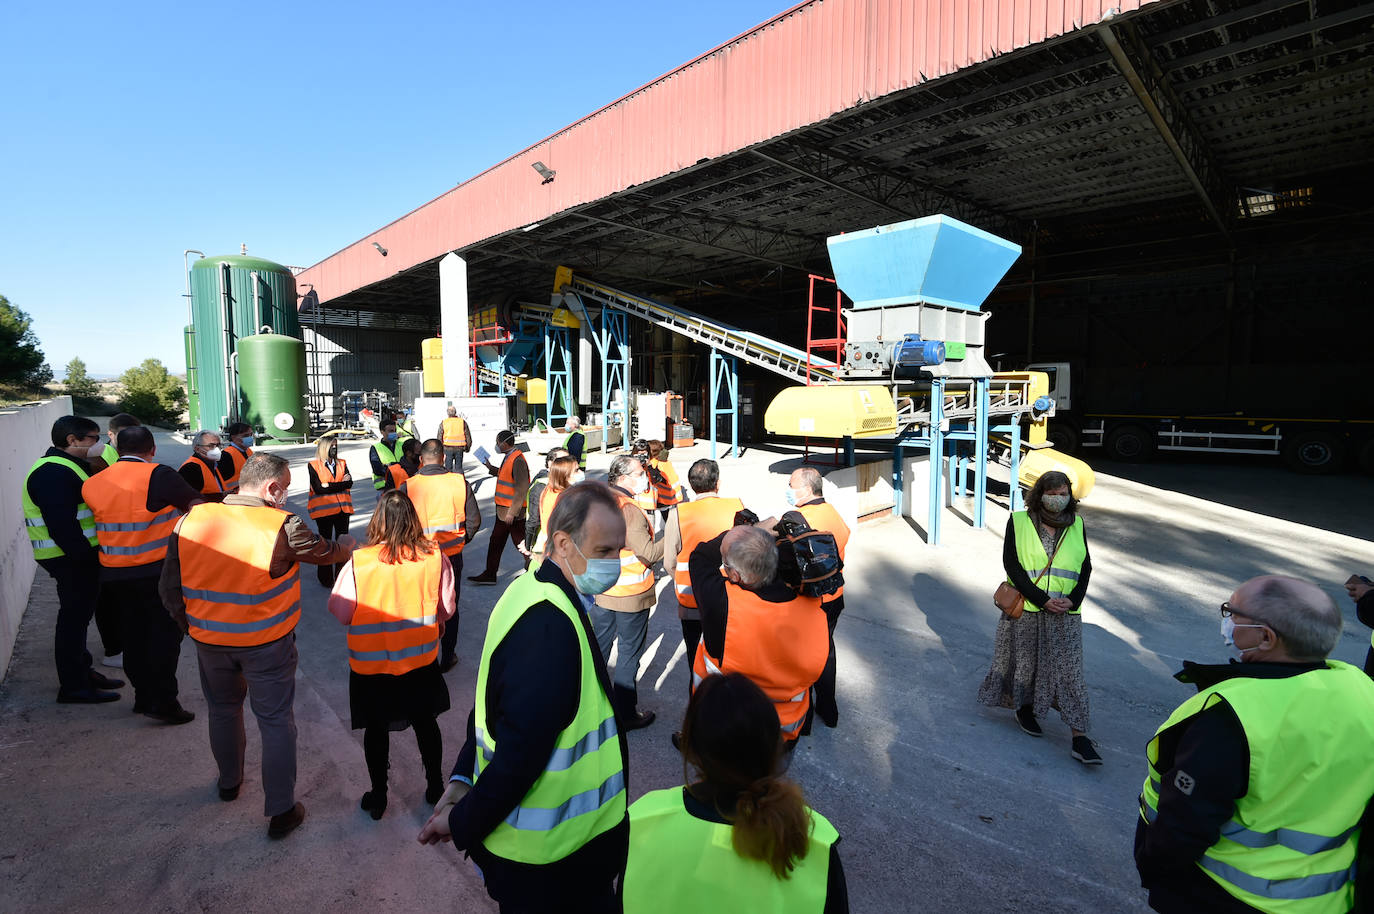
[405,470,469,556]
[441,418,468,448]
[347,544,444,675]
[307,458,353,519]
[796,500,850,600]
[532,485,562,554]
[177,503,300,647]
[673,496,744,609]
[386,462,410,490]
[221,444,252,492]
[82,460,181,568]
[649,458,679,507]
[606,494,654,598]
[692,581,827,741]
[181,456,225,496]
[494,449,527,510]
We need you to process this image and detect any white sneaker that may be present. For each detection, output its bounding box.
[102,654,124,669]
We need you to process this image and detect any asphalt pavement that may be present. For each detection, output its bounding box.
[1,431,1371,912]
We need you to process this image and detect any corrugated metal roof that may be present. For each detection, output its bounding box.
[298,0,1154,305]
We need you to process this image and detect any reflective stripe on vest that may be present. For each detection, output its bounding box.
[370,440,401,490]
[494,449,527,509]
[673,497,744,608]
[177,503,301,646]
[181,456,225,495]
[346,544,443,675]
[23,455,98,560]
[307,458,353,519]
[1007,512,1087,613]
[1139,661,1374,912]
[221,444,251,491]
[442,418,468,448]
[82,460,181,567]
[649,459,679,506]
[690,581,827,741]
[404,471,469,556]
[474,570,626,863]
[605,494,653,597]
[623,788,838,914]
[796,500,850,600]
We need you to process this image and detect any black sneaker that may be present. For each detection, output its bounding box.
[623,709,656,731]
[143,702,196,725]
[1015,706,1043,738]
[219,784,240,802]
[467,573,498,586]
[88,670,125,690]
[56,687,120,704]
[360,791,387,821]
[1071,735,1103,765]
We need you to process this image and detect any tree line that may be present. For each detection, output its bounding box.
[2,293,186,424]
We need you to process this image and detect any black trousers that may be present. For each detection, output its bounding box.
[482,512,527,577]
[40,556,99,692]
[364,716,443,795]
[315,513,351,585]
[680,619,702,693]
[105,575,184,710]
[440,553,463,663]
[812,595,845,727]
[93,584,122,658]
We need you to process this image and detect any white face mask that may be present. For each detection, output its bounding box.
[1220,616,1268,660]
[87,441,106,459]
[570,472,586,485]
[631,473,648,494]
[204,447,223,463]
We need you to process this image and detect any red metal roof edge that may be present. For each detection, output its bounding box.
[298,0,1157,306]
[299,1,816,275]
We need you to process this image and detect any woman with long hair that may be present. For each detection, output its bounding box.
[529,455,580,564]
[623,673,848,913]
[977,470,1099,764]
[306,435,354,586]
[327,491,456,819]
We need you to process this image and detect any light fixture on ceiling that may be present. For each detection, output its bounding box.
[532,161,556,185]
[372,242,388,256]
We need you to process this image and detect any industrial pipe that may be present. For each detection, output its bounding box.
[219,262,237,423]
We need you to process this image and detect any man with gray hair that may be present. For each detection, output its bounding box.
[1135,575,1374,913]
[686,521,829,751]
[161,453,356,839]
[178,429,227,501]
[562,415,586,470]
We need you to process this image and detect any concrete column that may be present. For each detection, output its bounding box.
[439,253,470,397]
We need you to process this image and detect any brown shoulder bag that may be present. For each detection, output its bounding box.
[993,528,1065,619]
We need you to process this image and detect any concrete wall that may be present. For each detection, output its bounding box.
[0,396,73,681]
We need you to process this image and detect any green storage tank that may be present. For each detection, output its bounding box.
[237,331,309,441]
[187,254,300,431]
[184,325,200,432]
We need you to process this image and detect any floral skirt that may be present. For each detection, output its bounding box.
[976,609,1090,732]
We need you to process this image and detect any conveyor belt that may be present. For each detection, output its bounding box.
[558,272,838,386]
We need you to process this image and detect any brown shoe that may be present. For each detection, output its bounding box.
[267,802,306,839]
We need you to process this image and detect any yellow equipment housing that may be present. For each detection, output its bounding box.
[524,378,548,406]
[764,385,898,438]
[421,337,445,394]
[992,370,1051,445]
[1018,447,1095,500]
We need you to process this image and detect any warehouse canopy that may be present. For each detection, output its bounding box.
[296,0,1374,327]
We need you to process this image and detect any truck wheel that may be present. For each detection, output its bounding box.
[1282,431,1345,474]
[1105,424,1155,462]
[1047,424,1079,454]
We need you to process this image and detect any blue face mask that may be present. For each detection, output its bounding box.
[240,436,255,449]
[571,540,622,595]
[784,488,797,506]
[385,432,398,443]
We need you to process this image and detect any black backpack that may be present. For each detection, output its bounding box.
[774,511,844,598]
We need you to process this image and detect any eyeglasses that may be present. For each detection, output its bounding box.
[1221,601,1277,633]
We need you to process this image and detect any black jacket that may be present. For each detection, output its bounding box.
[448,560,628,902]
[687,530,799,661]
[1134,660,1334,914]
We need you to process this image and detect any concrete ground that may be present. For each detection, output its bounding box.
[2,430,1371,912]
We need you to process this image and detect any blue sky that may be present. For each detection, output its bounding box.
[1,0,792,378]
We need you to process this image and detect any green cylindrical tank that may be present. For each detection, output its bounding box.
[184,325,200,432]
[237,331,309,441]
[188,254,299,430]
